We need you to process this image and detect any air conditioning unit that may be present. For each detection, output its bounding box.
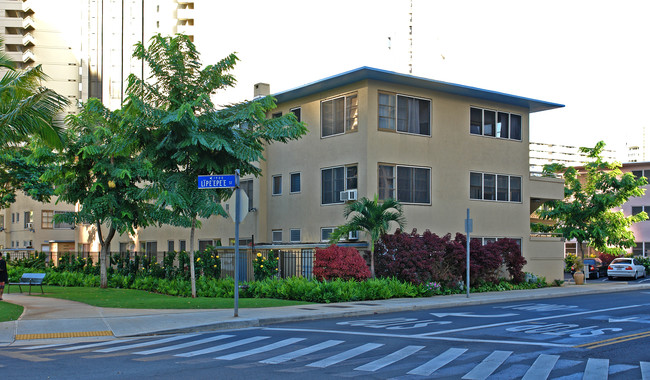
[339,189,358,202]
[348,230,359,240]
[26,222,33,229]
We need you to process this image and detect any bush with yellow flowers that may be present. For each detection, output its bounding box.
[253,250,279,281]
[195,246,221,278]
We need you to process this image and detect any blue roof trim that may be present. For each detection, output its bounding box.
[273,67,564,113]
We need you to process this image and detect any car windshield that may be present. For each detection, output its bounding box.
[611,258,632,264]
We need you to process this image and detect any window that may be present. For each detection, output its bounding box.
[167,240,174,252]
[379,164,430,204]
[24,211,33,228]
[272,112,282,118]
[290,172,301,193]
[321,93,358,137]
[16,212,19,223]
[272,175,282,195]
[321,165,357,204]
[272,230,282,243]
[470,172,522,202]
[632,206,650,218]
[54,211,75,229]
[141,241,157,255]
[119,242,129,253]
[290,229,301,243]
[42,210,54,229]
[290,107,301,122]
[470,107,521,141]
[11,213,14,224]
[198,240,212,252]
[0,215,3,229]
[240,179,254,211]
[379,92,431,136]
[321,227,335,242]
[179,240,186,252]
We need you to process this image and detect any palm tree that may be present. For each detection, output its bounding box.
[0,38,68,148]
[329,195,406,277]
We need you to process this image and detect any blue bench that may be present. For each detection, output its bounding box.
[8,273,46,295]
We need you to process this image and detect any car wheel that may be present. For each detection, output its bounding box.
[608,276,614,280]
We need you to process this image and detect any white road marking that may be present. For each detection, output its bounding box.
[20,343,71,350]
[354,345,424,372]
[263,327,573,348]
[641,361,650,380]
[306,343,383,368]
[215,338,305,360]
[462,350,512,380]
[260,340,344,364]
[521,354,559,380]
[175,336,270,358]
[134,334,234,355]
[56,338,139,351]
[407,347,467,376]
[94,334,200,353]
[418,304,642,336]
[431,312,518,318]
[583,358,609,380]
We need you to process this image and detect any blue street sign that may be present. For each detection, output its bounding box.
[197,175,237,189]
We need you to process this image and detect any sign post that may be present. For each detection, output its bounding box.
[197,171,243,317]
[465,208,472,299]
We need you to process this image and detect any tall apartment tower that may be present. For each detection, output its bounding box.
[0,0,193,254]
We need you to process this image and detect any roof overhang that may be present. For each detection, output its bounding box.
[274,66,564,113]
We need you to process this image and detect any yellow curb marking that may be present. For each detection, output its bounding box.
[16,331,113,340]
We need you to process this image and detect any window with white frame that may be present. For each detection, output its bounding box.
[321,227,335,242]
[321,165,358,204]
[378,164,430,204]
[42,210,53,229]
[290,107,301,122]
[378,92,431,136]
[631,206,650,218]
[470,172,522,202]
[290,172,301,193]
[272,175,282,195]
[470,107,521,141]
[290,229,301,243]
[240,179,254,211]
[321,93,358,137]
[272,230,283,243]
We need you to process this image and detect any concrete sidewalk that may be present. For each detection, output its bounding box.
[1,281,649,346]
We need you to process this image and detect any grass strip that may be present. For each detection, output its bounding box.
[0,301,24,322]
[32,286,311,309]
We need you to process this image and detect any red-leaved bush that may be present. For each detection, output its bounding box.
[376,229,527,286]
[313,245,371,281]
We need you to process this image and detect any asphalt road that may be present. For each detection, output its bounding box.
[1,289,649,379]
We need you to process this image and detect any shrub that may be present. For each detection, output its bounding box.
[253,250,279,281]
[597,252,617,267]
[494,239,527,283]
[313,245,371,281]
[564,254,577,272]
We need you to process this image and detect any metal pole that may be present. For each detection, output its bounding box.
[466,208,470,298]
[234,169,240,317]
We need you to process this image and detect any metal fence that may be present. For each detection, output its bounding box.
[3,243,369,282]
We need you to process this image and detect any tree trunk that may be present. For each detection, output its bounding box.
[369,239,376,278]
[189,217,196,298]
[98,224,116,289]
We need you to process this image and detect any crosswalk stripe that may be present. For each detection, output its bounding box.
[583,358,609,380]
[521,354,559,380]
[407,347,467,376]
[215,338,305,360]
[260,340,344,364]
[355,345,424,372]
[306,343,384,368]
[94,334,200,353]
[57,338,140,351]
[20,343,69,350]
[641,361,650,380]
[175,336,270,358]
[134,335,235,355]
[462,350,512,380]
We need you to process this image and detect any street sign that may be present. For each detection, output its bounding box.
[225,190,249,223]
[197,175,237,189]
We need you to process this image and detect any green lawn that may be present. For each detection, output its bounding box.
[0,301,24,322]
[29,286,310,310]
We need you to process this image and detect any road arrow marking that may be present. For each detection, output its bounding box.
[608,317,650,324]
[430,312,518,318]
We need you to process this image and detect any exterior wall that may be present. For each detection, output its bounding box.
[620,163,650,257]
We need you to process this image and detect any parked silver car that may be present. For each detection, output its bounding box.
[607,258,647,280]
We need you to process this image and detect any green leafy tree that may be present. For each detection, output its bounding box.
[329,195,406,277]
[0,38,68,149]
[43,99,166,288]
[535,141,648,262]
[123,34,307,297]
[0,145,54,209]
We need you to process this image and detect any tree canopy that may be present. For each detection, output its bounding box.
[123,34,307,296]
[534,141,648,259]
[329,195,406,277]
